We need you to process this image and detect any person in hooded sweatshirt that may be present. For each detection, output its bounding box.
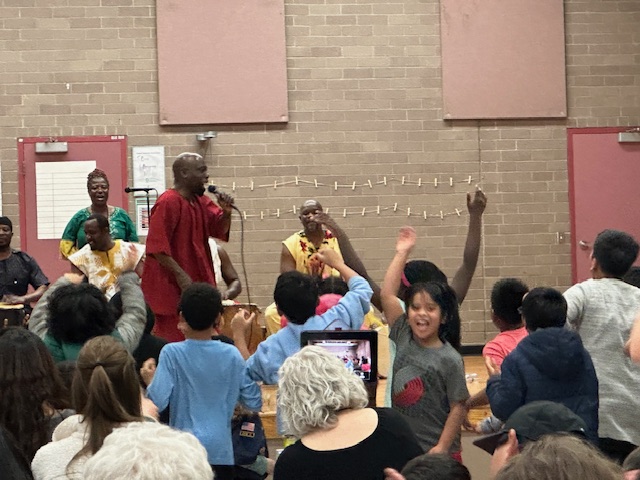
[486,287,599,444]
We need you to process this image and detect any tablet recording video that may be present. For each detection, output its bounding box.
[300,330,378,383]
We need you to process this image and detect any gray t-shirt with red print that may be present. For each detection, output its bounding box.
[390,315,469,452]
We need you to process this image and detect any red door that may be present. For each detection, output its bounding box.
[18,136,128,283]
[568,127,640,283]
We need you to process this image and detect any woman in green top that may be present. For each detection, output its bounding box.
[59,168,138,259]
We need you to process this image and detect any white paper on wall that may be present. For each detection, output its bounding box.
[36,160,96,239]
[132,146,166,196]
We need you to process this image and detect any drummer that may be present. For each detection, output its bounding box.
[0,217,49,312]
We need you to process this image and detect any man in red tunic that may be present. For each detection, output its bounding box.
[141,152,234,341]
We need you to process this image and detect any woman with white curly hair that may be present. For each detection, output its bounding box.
[274,346,423,480]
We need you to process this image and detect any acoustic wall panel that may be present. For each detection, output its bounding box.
[157,0,288,125]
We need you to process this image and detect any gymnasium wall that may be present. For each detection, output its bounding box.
[0,0,638,342]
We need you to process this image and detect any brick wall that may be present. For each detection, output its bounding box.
[1,0,639,343]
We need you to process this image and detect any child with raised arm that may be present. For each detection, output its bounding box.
[381,227,469,459]
[144,283,262,480]
[232,247,373,385]
[383,189,486,407]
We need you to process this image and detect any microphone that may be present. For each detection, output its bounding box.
[125,187,154,193]
[207,185,240,212]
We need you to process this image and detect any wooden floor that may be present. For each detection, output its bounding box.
[260,354,492,439]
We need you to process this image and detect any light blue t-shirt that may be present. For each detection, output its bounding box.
[246,275,373,385]
[148,339,262,465]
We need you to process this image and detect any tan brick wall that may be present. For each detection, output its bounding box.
[1,0,639,343]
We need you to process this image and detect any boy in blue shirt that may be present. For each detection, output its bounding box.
[232,248,373,385]
[145,283,262,480]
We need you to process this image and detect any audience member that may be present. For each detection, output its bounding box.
[55,361,77,395]
[381,189,486,406]
[68,214,145,299]
[107,292,167,385]
[273,346,422,480]
[232,247,372,385]
[486,287,599,443]
[622,446,640,480]
[494,433,622,480]
[564,229,640,462]
[232,406,274,480]
[384,453,471,480]
[279,276,383,330]
[482,278,530,368]
[82,422,213,480]
[0,328,71,463]
[28,272,146,362]
[381,227,468,458]
[623,266,640,288]
[31,336,144,479]
[465,278,529,432]
[473,401,589,477]
[60,168,138,259]
[144,283,262,480]
[0,426,33,480]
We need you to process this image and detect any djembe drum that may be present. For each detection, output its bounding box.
[219,302,265,355]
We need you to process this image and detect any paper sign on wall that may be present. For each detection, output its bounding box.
[35,161,96,239]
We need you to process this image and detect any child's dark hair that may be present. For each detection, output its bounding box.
[401,453,471,480]
[110,293,156,335]
[273,271,318,325]
[593,229,639,278]
[404,260,448,285]
[521,287,567,331]
[491,278,530,326]
[48,283,115,344]
[623,266,640,289]
[404,282,461,351]
[179,283,223,331]
[318,276,349,296]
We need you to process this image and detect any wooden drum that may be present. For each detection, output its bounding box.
[219,303,266,355]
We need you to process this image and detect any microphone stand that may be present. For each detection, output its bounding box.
[142,189,159,230]
[125,188,157,231]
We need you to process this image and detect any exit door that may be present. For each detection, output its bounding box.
[568,127,640,283]
[18,135,129,283]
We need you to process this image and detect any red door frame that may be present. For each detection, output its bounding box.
[17,135,128,252]
[567,126,638,283]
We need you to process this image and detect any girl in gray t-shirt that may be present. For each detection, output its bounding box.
[381,227,470,457]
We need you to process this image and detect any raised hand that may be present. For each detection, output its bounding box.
[140,357,157,386]
[396,226,417,254]
[231,308,255,335]
[312,211,337,230]
[467,187,487,217]
[314,247,343,270]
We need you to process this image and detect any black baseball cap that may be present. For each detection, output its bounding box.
[473,401,588,454]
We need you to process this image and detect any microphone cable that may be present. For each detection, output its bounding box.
[208,185,251,305]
